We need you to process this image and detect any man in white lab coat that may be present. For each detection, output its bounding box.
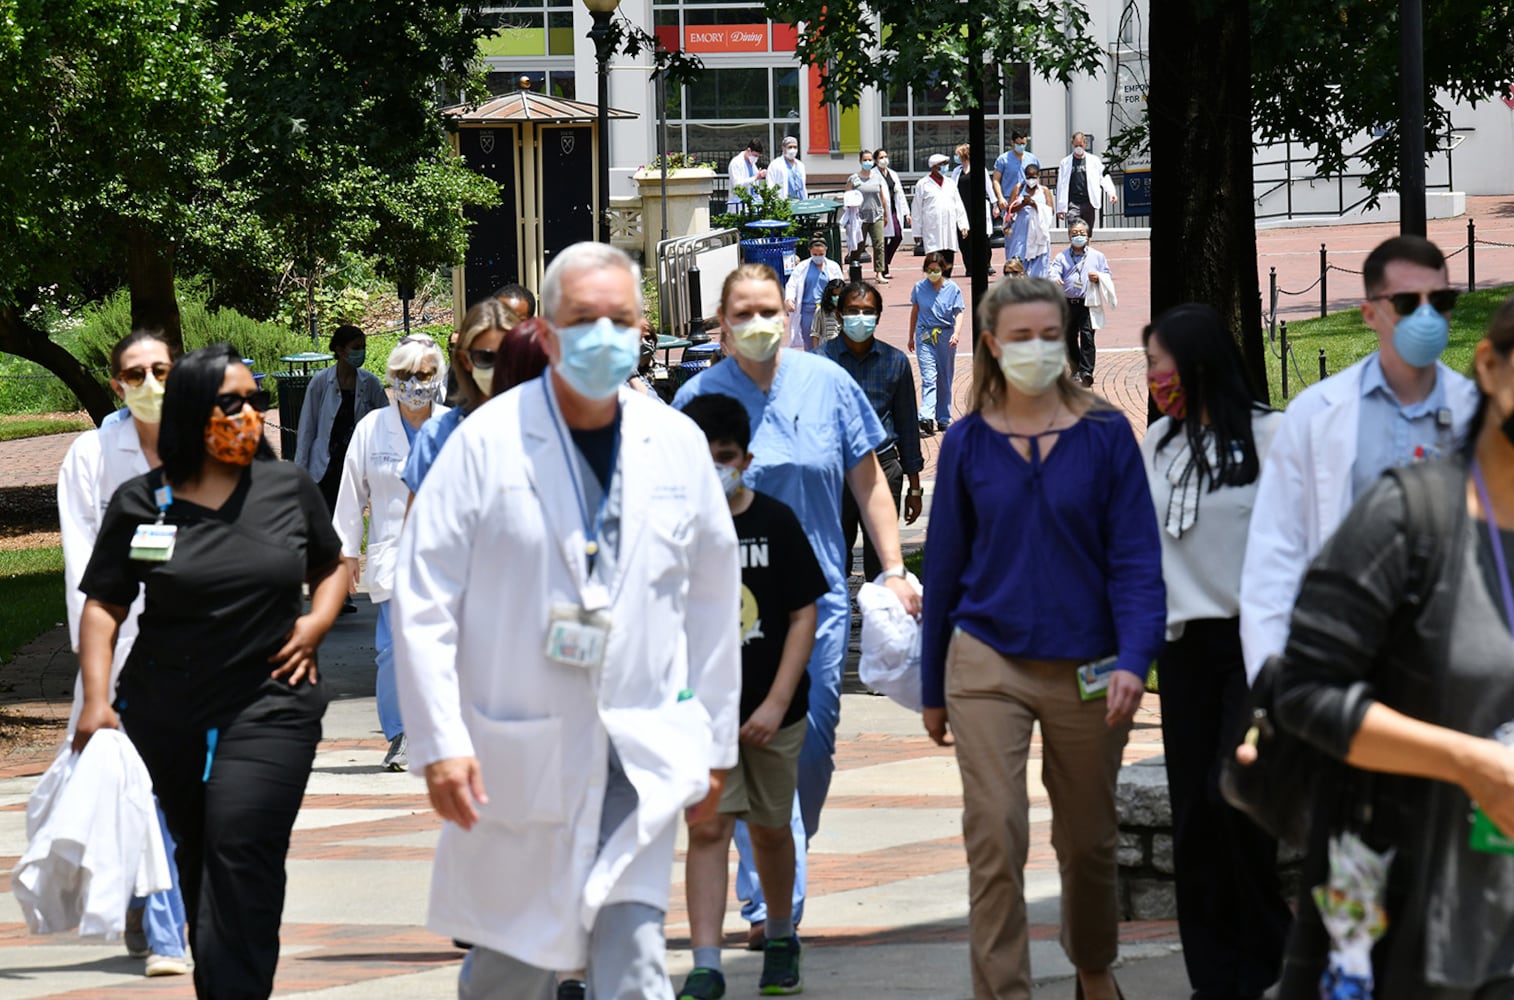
[394,241,741,1000]
[911,153,970,276]
[1239,235,1479,681]
[726,138,768,210]
[766,135,808,201]
[1054,132,1118,234]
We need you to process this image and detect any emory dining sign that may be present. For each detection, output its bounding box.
[683,24,769,52]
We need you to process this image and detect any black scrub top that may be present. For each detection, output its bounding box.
[80,458,342,728]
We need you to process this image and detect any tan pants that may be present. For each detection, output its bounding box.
[945,629,1132,1000]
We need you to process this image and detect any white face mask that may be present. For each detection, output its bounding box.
[784,147,797,160]
[877,156,889,169]
[714,461,743,498]
[728,314,785,363]
[1073,146,1086,158]
[1024,177,1039,189]
[470,363,494,397]
[997,338,1066,396]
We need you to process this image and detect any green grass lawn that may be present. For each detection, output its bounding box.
[0,546,65,665]
[1265,285,1514,405]
[0,414,92,442]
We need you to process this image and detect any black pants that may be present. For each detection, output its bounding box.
[125,685,326,999]
[840,447,904,582]
[934,247,957,277]
[1065,299,1096,381]
[1067,198,1097,234]
[883,232,903,276]
[1159,619,1291,1000]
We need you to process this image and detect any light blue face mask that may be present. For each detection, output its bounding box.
[1071,235,1089,248]
[1391,302,1450,369]
[1014,143,1027,154]
[842,314,878,341]
[346,348,367,367]
[555,317,641,401]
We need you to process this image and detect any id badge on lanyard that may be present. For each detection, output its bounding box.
[130,485,177,563]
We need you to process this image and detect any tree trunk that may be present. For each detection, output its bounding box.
[0,306,117,424]
[127,224,183,354]
[967,70,990,347]
[1148,0,1268,403]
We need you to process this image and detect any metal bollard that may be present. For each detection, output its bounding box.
[1280,321,1289,399]
[687,262,706,341]
[1469,218,1477,292]
[1319,348,1327,382]
[1268,268,1277,342]
[1319,243,1327,319]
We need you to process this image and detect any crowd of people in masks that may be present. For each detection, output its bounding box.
[36,182,1514,1000]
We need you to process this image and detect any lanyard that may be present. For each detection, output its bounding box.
[1473,460,1514,633]
[153,483,173,524]
[542,377,619,577]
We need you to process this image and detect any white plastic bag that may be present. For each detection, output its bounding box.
[857,571,923,712]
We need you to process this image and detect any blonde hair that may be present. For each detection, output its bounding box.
[954,143,971,165]
[970,277,1112,414]
[453,298,519,407]
[719,263,783,312]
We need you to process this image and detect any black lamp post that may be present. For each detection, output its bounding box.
[585,0,621,244]
[1398,0,1426,236]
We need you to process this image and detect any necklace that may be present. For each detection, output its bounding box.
[1004,399,1064,439]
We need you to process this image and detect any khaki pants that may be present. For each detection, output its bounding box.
[945,629,1132,1000]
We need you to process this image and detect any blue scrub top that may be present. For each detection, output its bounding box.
[673,350,885,592]
[401,406,467,494]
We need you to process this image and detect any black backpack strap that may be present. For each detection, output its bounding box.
[1385,459,1467,617]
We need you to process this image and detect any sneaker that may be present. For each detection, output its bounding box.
[124,908,149,959]
[145,953,189,977]
[759,935,803,995]
[678,967,727,999]
[874,274,890,284]
[918,419,936,438]
[556,980,587,1000]
[383,733,408,772]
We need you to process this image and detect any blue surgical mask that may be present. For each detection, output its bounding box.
[554,317,641,401]
[952,154,961,165]
[861,161,874,171]
[1391,302,1450,369]
[842,315,878,341]
[346,348,366,367]
[1071,235,1089,248]
[1014,143,1027,154]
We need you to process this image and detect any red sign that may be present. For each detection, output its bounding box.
[683,24,769,53]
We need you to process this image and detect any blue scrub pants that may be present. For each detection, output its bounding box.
[796,304,817,350]
[734,587,849,925]
[127,801,188,957]
[917,334,957,425]
[1024,253,1050,278]
[374,601,403,740]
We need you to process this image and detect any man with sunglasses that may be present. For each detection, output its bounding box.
[1240,234,1481,682]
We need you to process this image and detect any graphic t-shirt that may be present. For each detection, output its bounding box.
[734,490,829,725]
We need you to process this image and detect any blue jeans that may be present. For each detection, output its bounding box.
[375,601,403,740]
[127,801,187,957]
[733,587,849,925]
[917,334,956,425]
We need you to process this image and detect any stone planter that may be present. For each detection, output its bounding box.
[633,167,717,263]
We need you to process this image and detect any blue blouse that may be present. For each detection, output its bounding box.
[919,410,1166,708]
[401,406,467,494]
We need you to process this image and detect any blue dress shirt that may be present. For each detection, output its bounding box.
[1350,353,1456,500]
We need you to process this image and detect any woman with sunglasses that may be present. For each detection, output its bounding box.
[57,329,190,977]
[402,299,518,498]
[73,344,347,999]
[334,336,449,773]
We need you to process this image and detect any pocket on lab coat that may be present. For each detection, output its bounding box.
[467,712,568,826]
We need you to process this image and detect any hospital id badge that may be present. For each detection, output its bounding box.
[544,603,610,670]
[129,523,177,563]
[1077,656,1118,701]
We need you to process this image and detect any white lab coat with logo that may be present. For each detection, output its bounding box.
[911,175,970,255]
[57,417,149,735]
[393,378,741,972]
[333,403,448,603]
[1238,356,1479,681]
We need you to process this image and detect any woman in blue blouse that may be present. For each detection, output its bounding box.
[921,277,1165,1000]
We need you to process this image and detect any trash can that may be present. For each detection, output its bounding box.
[272,373,312,461]
[789,198,843,267]
[740,220,800,283]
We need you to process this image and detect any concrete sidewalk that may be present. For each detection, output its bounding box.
[0,598,1192,997]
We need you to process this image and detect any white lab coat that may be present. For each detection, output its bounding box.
[1085,270,1118,330]
[393,377,740,971]
[333,403,448,603]
[1238,356,1480,680]
[14,732,172,937]
[1055,152,1118,220]
[911,175,969,254]
[292,366,389,482]
[879,168,910,238]
[57,417,149,735]
[784,256,844,346]
[726,151,766,207]
[767,156,807,200]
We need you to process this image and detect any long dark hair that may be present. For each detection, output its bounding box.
[1464,293,1514,456]
[1144,304,1271,490]
[159,343,273,483]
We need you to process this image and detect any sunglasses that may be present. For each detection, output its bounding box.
[117,362,172,387]
[215,390,271,416]
[1371,289,1459,316]
[468,347,498,370]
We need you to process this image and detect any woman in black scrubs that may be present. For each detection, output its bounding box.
[74,344,347,999]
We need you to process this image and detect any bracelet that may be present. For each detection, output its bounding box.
[906,488,923,497]
[880,565,907,580]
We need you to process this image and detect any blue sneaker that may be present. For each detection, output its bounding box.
[759,935,802,994]
[678,967,726,1000]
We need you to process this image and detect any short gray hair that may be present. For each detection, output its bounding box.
[386,336,445,381]
[540,242,644,322]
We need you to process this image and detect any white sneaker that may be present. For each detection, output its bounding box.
[145,953,189,976]
[383,733,408,772]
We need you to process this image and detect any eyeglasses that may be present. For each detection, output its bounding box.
[215,390,271,416]
[117,362,172,387]
[394,369,438,382]
[1370,289,1459,316]
[468,348,498,370]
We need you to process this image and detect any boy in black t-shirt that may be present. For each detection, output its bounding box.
[678,393,829,999]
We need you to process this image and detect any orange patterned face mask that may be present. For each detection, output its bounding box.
[205,407,264,466]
